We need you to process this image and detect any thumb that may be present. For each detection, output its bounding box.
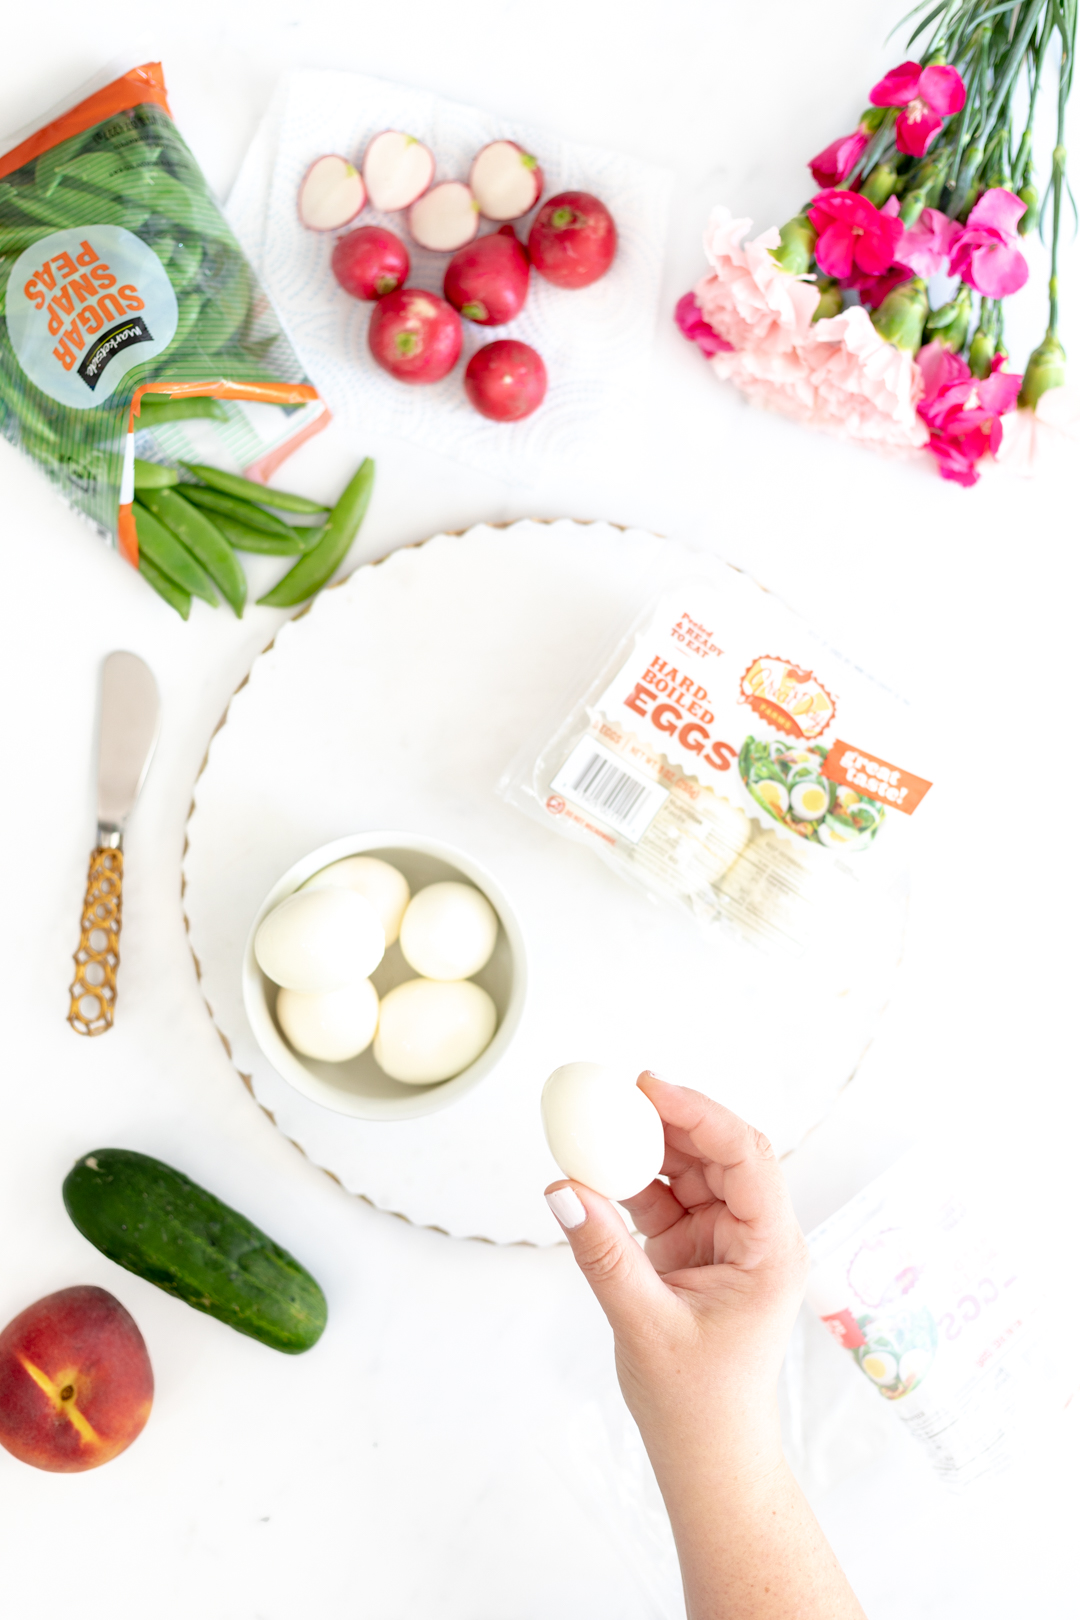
[545,1181,672,1343]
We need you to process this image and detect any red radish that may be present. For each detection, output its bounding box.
[332,226,410,300]
[298,155,365,231]
[409,182,480,252]
[362,131,435,212]
[464,340,547,421]
[528,191,617,288]
[369,288,463,384]
[469,141,544,221]
[444,227,529,325]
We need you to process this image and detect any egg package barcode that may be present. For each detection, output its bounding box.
[500,566,933,958]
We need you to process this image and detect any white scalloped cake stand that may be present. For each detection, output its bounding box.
[182,520,906,1245]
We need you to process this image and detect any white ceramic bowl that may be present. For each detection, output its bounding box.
[242,832,527,1120]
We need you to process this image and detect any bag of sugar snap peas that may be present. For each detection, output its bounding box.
[0,63,327,586]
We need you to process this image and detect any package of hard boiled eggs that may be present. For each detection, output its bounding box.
[254,858,499,1081]
[501,571,933,957]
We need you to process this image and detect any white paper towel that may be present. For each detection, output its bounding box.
[225,70,671,481]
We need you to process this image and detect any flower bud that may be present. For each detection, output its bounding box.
[871,277,929,352]
[968,326,995,379]
[860,160,899,208]
[925,284,972,352]
[811,277,844,321]
[898,158,946,225]
[859,107,888,135]
[1018,331,1067,408]
[1017,183,1039,236]
[769,214,817,275]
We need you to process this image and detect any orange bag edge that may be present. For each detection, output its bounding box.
[0,63,170,182]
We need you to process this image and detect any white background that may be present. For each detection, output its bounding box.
[1,4,1078,1617]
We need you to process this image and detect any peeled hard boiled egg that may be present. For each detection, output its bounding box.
[254,887,385,992]
[302,855,411,945]
[374,978,497,1084]
[277,977,379,1062]
[399,881,498,981]
[541,1062,665,1202]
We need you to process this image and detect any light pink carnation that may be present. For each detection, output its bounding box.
[801,307,928,448]
[991,386,1080,477]
[694,206,819,355]
[709,303,927,451]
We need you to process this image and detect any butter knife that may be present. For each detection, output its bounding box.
[68,651,161,1036]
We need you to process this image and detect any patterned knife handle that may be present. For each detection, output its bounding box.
[68,845,124,1036]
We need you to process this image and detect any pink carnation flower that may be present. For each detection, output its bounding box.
[809,129,869,188]
[674,292,733,357]
[894,206,962,278]
[870,61,966,158]
[693,207,820,354]
[808,190,904,279]
[709,304,927,451]
[915,339,1022,485]
[840,262,914,309]
[948,188,1029,297]
[992,386,1080,477]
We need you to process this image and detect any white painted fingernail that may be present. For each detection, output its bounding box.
[546,1187,586,1230]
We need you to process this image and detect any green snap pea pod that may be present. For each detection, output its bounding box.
[213,514,315,555]
[159,292,205,358]
[180,485,298,536]
[133,458,180,489]
[181,462,330,515]
[166,242,204,296]
[258,459,374,608]
[137,488,246,617]
[201,263,251,354]
[139,553,191,620]
[0,222,50,255]
[133,503,218,605]
[137,396,230,426]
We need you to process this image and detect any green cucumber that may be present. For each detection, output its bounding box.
[63,1148,327,1355]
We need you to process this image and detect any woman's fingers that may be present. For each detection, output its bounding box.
[545,1180,674,1342]
[619,1177,686,1238]
[639,1075,791,1235]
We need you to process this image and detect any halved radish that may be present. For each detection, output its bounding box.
[469,141,544,221]
[362,131,435,212]
[409,182,480,252]
[298,155,366,231]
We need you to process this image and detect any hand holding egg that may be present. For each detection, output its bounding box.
[541,1063,665,1201]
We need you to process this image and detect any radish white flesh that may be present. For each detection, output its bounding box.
[362,131,435,212]
[298,155,366,231]
[469,141,544,221]
[408,182,480,252]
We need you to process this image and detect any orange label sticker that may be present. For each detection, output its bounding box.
[739,655,837,740]
[821,741,932,816]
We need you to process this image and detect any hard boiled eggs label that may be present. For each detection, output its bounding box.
[541,1063,664,1202]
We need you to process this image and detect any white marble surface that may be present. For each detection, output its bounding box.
[1,5,1078,1616]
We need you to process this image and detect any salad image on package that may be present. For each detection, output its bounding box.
[0,63,327,609]
[503,569,932,954]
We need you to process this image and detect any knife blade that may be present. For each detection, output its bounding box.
[68,652,161,1036]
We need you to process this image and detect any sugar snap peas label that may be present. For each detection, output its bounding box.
[6,226,178,410]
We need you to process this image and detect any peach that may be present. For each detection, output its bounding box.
[0,1286,153,1472]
